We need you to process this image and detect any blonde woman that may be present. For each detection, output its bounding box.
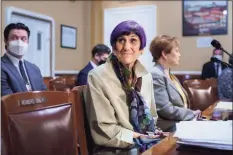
[150,35,201,132]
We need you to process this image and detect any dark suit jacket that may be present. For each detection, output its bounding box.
[1,54,47,96]
[76,62,94,86]
[201,61,227,79]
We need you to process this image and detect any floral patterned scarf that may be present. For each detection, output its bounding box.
[110,54,157,152]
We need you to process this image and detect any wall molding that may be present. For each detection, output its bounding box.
[54,70,79,75]
[171,71,201,75]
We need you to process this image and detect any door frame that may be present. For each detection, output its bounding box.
[5,7,55,77]
[104,5,157,46]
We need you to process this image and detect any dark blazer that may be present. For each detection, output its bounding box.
[76,62,94,86]
[201,61,227,79]
[1,54,47,97]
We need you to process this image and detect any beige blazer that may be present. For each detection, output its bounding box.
[85,59,158,149]
[151,63,195,131]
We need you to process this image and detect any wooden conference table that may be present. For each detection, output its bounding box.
[142,102,233,155]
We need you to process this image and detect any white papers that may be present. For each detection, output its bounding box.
[215,101,233,111]
[174,121,233,150]
[177,141,231,150]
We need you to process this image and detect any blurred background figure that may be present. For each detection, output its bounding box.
[150,35,201,132]
[201,49,227,79]
[217,52,233,101]
[75,44,111,86]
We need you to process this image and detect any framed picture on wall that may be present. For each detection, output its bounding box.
[61,25,77,49]
[182,0,228,36]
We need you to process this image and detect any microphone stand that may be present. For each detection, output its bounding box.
[219,47,233,58]
[220,61,232,68]
[211,57,232,68]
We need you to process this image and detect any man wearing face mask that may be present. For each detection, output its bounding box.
[201,48,227,79]
[75,44,111,86]
[1,23,47,97]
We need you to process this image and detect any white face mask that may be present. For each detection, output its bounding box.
[214,55,223,61]
[8,40,28,57]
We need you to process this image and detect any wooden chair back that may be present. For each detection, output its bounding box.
[183,79,215,111]
[72,86,94,155]
[49,77,70,92]
[1,91,88,155]
[205,78,218,101]
[43,76,53,89]
[63,76,76,89]
[174,74,201,86]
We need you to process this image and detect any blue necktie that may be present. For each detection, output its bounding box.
[19,60,29,84]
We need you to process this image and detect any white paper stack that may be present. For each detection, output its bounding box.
[173,121,233,150]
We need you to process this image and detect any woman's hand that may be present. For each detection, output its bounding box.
[193,109,201,116]
[133,131,171,140]
[133,132,143,138]
[192,109,202,120]
[154,128,168,136]
[133,132,158,139]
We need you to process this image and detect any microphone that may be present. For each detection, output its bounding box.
[211,39,222,49]
[210,57,232,68]
[211,39,233,59]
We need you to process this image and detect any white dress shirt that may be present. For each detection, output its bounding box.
[214,62,222,76]
[90,60,97,68]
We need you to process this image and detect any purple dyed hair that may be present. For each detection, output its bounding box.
[110,20,146,50]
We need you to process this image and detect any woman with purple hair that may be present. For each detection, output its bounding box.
[85,20,165,154]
